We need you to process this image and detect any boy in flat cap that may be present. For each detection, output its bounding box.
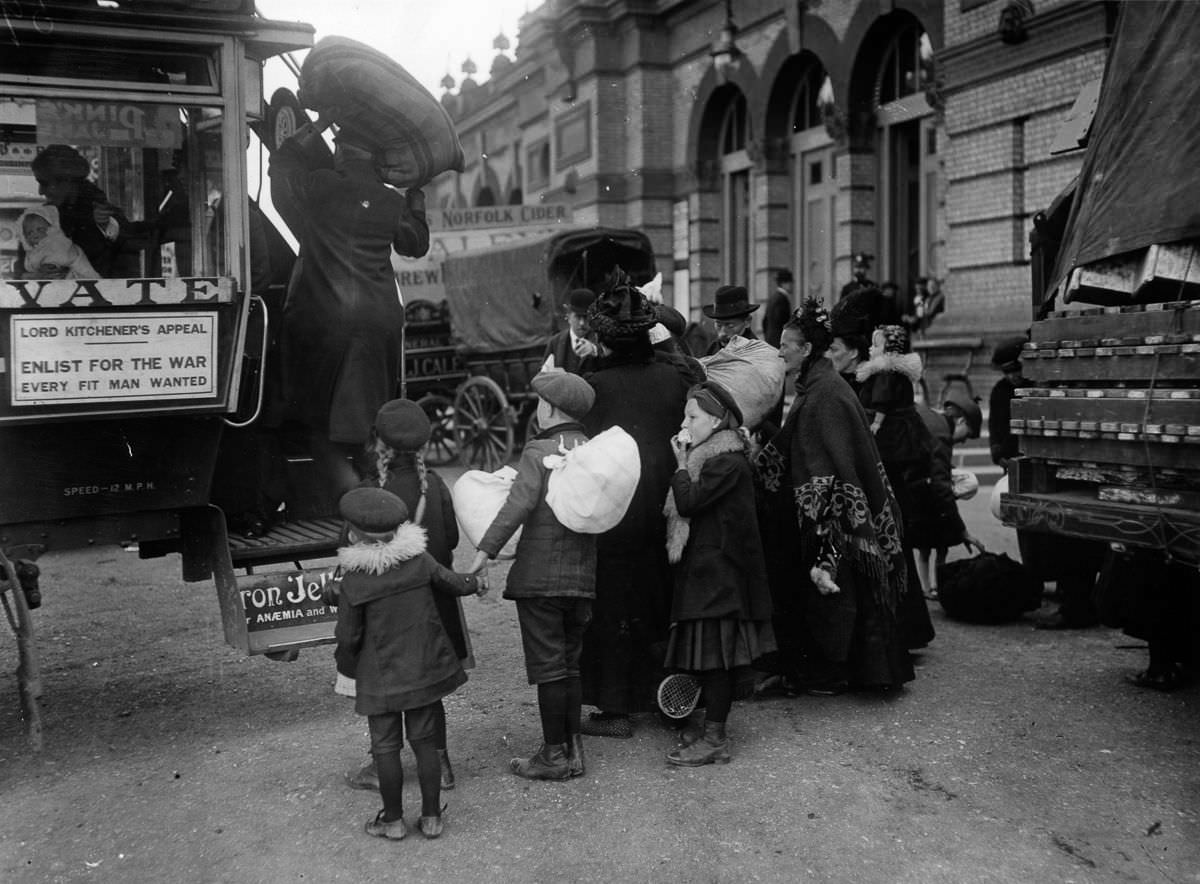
[470,370,597,780]
[334,487,485,841]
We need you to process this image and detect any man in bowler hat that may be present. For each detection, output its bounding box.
[543,288,598,374]
[702,285,760,356]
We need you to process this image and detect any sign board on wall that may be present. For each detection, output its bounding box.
[393,203,574,303]
[11,312,217,404]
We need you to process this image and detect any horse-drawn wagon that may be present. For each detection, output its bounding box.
[402,227,657,471]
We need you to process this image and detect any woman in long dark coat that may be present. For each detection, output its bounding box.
[755,299,913,694]
[269,123,429,499]
[579,268,691,737]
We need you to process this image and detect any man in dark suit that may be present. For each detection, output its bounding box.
[543,288,598,374]
[702,284,760,356]
[763,269,793,347]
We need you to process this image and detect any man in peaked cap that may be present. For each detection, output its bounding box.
[543,288,598,375]
[702,284,760,356]
[838,252,876,303]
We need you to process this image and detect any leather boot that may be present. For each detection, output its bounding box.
[565,734,586,778]
[437,749,455,790]
[666,721,730,767]
[510,743,571,780]
[675,721,703,748]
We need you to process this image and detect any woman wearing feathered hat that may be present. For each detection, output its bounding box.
[577,266,692,738]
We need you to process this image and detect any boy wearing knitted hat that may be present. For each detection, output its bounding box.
[470,370,597,780]
[335,486,485,841]
[343,398,469,794]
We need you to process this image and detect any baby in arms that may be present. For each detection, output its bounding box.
[18,205,98,279]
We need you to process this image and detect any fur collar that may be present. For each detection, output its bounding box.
[338,521,427,575]
[664,429,747,563]
[855,350,923,385]
[681,428,747,480]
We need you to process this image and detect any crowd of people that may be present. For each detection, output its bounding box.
[327,262,993,843]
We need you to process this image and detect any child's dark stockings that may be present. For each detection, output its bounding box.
[702,669,733,724]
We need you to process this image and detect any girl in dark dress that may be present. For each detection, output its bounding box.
[662,381,774,765]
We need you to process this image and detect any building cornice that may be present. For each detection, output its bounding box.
[941,1,1110,96]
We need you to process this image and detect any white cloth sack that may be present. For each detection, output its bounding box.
[951,468,979,500]
[452,466,522,558]
[334,672,357,698]
[989,473,1009,521]
[698,335,786,430]
[543,427,641,534]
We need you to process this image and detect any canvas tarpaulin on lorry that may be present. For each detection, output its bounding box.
[1051,1,1200,295]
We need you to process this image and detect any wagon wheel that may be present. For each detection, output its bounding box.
[417,394,458,466]
[453,376,514,471]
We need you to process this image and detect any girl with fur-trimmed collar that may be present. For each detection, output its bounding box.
[662,381,774,767]
[334,487,485,843]
[855,324,924,435]
[853,323,938,652]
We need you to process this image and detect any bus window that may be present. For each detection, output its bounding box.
[0,98,229,281]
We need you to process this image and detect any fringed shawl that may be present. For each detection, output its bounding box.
[754,356,906,610]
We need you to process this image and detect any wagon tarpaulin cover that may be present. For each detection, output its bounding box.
[441,227,655,353]
[1050,1,1200,293]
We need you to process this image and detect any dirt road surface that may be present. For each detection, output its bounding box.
[2,490,1199,883]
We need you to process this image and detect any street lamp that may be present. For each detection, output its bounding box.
[710,0,741,83]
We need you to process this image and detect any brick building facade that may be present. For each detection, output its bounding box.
[426,0,1114,374]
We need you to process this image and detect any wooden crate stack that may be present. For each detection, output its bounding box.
[1003,298,1200,564]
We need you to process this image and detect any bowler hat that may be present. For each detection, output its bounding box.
[531,370,595,420]
[991,335,1027,371]
[565,288,596,316]
[702,285,759,320]
[374,399,431,451]
[339,487,408,535]
[943,389,983,439]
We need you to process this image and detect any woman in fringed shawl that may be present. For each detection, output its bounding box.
[754,299,914,694]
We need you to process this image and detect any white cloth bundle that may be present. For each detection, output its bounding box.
[989,474,1009,521]
[543,427,641,534]
[951,468,979,500]
[698,335,786,430]
[452,466,522,558]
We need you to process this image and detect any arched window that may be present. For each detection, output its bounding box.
[719,91,751,286]
[877,24,934,105]
[872,20,942,301]
[790,62,825,133]
[788,61,836,302]
[476,186,496,207]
